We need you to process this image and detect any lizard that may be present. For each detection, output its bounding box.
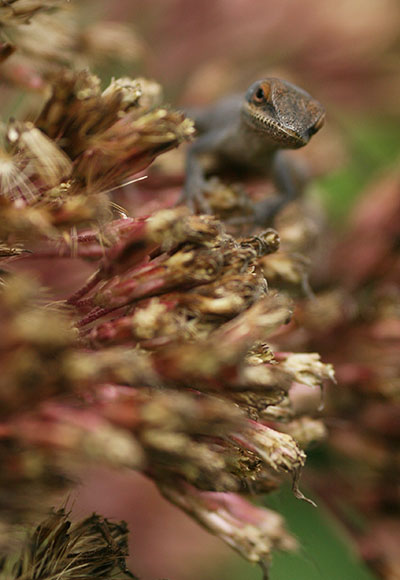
[182,77,325,225]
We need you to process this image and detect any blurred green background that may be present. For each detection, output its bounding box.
[220,484,378,580]
[318,117,400,222]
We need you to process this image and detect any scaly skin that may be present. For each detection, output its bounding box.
[183,78,325,224]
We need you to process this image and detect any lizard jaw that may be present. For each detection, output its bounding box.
[241,103,308,149]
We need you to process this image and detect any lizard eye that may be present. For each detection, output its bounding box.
[251,82,271,105]
[253,87,266,104]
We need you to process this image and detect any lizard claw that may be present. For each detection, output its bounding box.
[192,189,212,214]
[178,182,212,215]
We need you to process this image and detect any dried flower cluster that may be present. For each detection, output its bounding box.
[0,62,334,576]
[0,2,335,576]
[294,172,400,580]
[0,70,193,238]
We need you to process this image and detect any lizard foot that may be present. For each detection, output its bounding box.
[253,196,289,226]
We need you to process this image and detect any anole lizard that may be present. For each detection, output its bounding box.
[183,78,325,224]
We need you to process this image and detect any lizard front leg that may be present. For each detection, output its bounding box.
[253,151,307,226]
[182,130,224,214]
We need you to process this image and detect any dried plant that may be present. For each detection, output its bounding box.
[0,509,136,580]
[0,3,335,577]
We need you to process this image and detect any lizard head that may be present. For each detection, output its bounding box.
[242,78,325,149]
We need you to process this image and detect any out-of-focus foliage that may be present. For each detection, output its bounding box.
[1,1,399,579]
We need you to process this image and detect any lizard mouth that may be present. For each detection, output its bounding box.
[241,103,308,148]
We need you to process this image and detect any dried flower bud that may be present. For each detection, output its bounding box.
[160,483,297,570]
[276,352,335,388]
[6,120,72,192]
[0,274,76,416]
[260,250,311,287]
[233,421,306,478]
[0,0,67,27]
[80,21,145,65]
[279,417,326,447]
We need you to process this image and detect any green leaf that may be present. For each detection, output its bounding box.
[265,484,378,580]
[217,484,377,580]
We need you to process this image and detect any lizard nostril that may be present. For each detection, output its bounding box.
[309,114,325,136]
[307,117,324,138]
